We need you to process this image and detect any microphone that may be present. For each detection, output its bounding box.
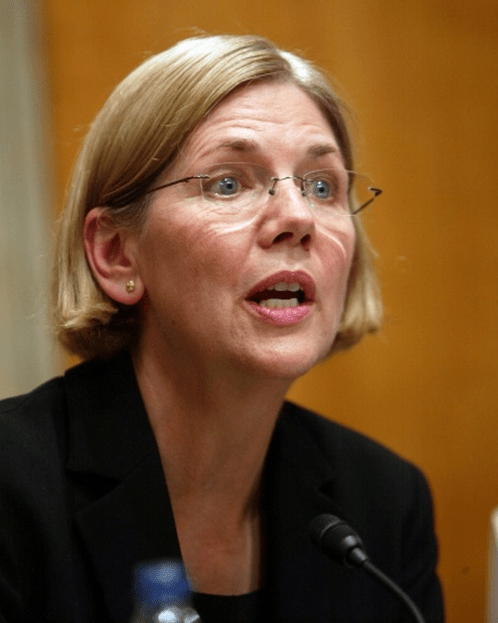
[309,514,426,623]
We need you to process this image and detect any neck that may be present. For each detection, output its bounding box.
[132,342,291,511]
[132,342,291,594]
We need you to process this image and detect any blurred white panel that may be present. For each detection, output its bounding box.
[489,507,498,623]
[0,0,60,398]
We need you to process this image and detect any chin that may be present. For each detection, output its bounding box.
[243,343,331,381]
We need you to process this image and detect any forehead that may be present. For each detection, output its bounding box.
[179,81,343,168]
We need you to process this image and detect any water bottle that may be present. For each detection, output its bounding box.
[131,560,201,622]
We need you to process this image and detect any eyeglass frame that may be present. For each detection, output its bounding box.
[144,165,382,215]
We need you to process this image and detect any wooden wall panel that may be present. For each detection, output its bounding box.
[41,1,498,620]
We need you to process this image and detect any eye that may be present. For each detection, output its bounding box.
[209,175,240,196]
[310,178,333,200]
[201,163,261,201]
[304,170,346,205]
[201,162,269,208]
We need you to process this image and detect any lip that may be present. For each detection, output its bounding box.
[245,270,315,326]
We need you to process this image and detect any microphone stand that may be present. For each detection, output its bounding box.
[309,514,426,623]
[361,559,425,623]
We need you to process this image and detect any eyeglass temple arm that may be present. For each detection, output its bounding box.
[351,187,382,215]
[145,174,210,195]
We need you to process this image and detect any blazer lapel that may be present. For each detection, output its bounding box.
[74,451,181,622]
[264,404,360,622]
[63,353,181,622]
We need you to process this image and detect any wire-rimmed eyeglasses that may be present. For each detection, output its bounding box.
[145,162,381,215]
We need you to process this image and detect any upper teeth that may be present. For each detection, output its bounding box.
[267,282,301,292]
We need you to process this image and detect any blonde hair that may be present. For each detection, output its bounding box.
[52,34,382,360]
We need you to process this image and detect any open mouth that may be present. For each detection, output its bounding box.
[249,281,307,309]
[246,271,315,325]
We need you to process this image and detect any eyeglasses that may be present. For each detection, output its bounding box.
[145,162,381,215]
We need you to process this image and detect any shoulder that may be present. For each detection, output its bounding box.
[0,376,68,496]
[0,352,132,441]
[278,401,433,536]
[0,375,66,443]
[275,403,443,620]
[281,400,418,479]
[279,402,439,561]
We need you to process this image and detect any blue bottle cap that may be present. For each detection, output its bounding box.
[134,560,191,607]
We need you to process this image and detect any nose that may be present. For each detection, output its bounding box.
[257,178,316,251]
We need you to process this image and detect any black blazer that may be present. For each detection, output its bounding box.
[0,352,443,622]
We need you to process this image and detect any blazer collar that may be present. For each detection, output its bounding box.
[264,404,354,621]
[64,351,155,479]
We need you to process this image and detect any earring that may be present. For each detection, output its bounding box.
[126,279,136,293]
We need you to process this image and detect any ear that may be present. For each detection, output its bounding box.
[84,207,144,305]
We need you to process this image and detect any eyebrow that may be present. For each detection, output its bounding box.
[216,139,259,153]
[212,139,340,159]
[307,143,339,158]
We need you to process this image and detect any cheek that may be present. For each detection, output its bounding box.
[320,219,357,276]
[317,222,357,332]
[138,206,259,290]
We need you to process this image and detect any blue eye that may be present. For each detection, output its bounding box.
[212,176,239,196]
[310,179,332,199]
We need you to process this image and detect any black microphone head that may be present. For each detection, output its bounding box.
[309,513,369,567]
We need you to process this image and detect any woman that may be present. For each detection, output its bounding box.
[0,34,443,622]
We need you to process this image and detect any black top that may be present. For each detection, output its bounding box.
[193,589,269,623]
[0,352,444,622]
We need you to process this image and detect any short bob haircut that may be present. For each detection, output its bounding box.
[52,34,382,360]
